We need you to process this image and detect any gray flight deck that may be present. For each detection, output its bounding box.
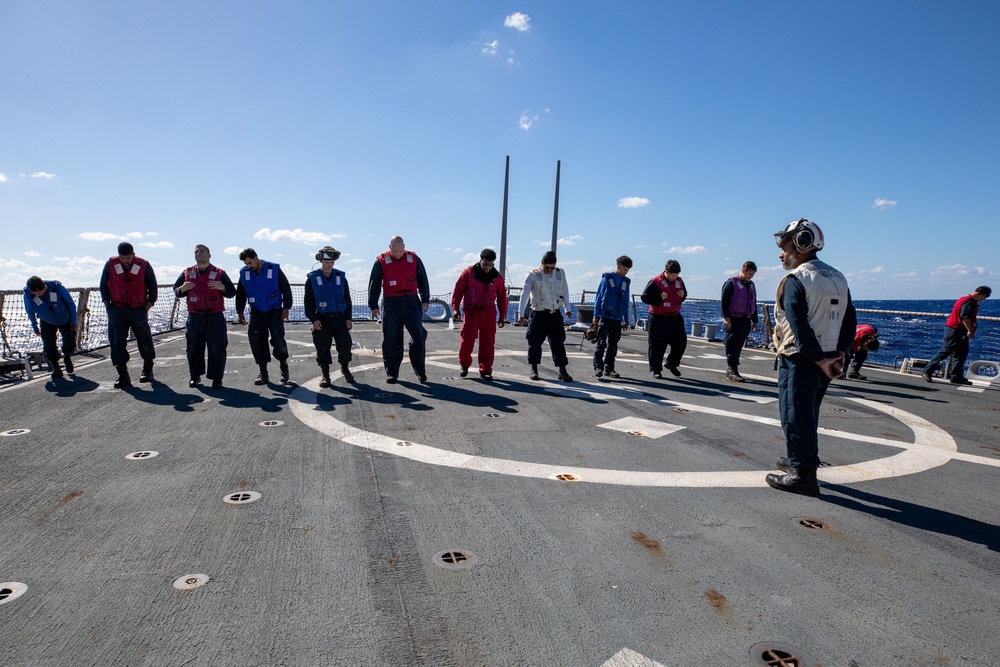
[1,322,998,666]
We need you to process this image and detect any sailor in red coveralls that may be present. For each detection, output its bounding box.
[451,248,507,380]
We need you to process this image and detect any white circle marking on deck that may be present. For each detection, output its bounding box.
[287,357,980,487]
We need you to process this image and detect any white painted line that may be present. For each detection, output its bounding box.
[601,648,667,667]
[289,360,962,488]
[721,392,777,404]
[697,353,726,359]
[597,417,685,439]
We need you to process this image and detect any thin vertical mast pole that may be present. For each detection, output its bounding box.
[499,155,510,282]
[550,160,561,253]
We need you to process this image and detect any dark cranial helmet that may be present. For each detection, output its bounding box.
[316,246,341,261]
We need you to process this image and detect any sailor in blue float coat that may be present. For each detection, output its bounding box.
[591,255,632,378]
[304,246,355,386]
[24,276,78,379]
[236,247,293,385]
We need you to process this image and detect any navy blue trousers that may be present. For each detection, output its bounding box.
[107,304,155,367]
[777,354,831,470]
[526,310,568,367]
[593,319,623,371]
[248,308,288,365]
[312,314,353,367]
[381,295,426,377]
[647,313,686,372]
[925,326,969,379]
[723,317,752,369]
[186,312,228,380]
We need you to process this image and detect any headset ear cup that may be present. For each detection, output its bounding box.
[794,229,814,253]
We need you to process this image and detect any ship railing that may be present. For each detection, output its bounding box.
[2,287,998,378]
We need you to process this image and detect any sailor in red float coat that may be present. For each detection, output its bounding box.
[173,245,236,389]
[640,259,688,377]
[451,248,507,379]
[99,241,159,387]
[367,236,431,383]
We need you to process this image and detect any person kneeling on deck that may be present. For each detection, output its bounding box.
[24,276,78,380]
[236,248,293,385]
[174,245,237,390]
[768,219,856,496]
[305,246,355,386]
[518,251,574,382]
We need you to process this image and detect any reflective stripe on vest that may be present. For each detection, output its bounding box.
[649,276,685,316]
[529,267,567,311]
[727,276,757,318]
[379,251,419,296]
[108,256,149,308]
[185,264,226,314]
[309,269,347,315]
[461,268,501,310]
[597,272,630,320]
[240,262,283,311]
[773,259,849,356]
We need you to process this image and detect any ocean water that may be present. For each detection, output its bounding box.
[3,288,998,374]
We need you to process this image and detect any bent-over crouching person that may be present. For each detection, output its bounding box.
[24,276,77,380]
[767,219,856,496]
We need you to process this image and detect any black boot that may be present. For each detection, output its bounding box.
[139,361,154,383]
[254,364,269,385]
[279,360,290,383]
[50,361,64,380]
[727,367,745,383]
[340,363,355,384]
[64,355,74,374]
[530,364,540,381]
[766,467,820,496]
[776,456,826,472]
[319,365,332,388]
[114,364,132,389]
[558,365,573,382]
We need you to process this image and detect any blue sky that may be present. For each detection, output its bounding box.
[2,1,998,300]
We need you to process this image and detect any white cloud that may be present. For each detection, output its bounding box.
[873,198,897,210]
[930,263,990,279]
[138,241,174,248]
[23,250,41,257]
[444,247,464,253]
[663,245,708,255]
[618,197,651,208]
[504,12,531,32]
[0,173,8,182]
[536,235,583,247]
[79,232,120,241]
[519,111,538,131]
[481,40,499,55]
[79,231,158,242]
[253,228,344,244]
[223,246,243,255]
[29,172,55,179]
